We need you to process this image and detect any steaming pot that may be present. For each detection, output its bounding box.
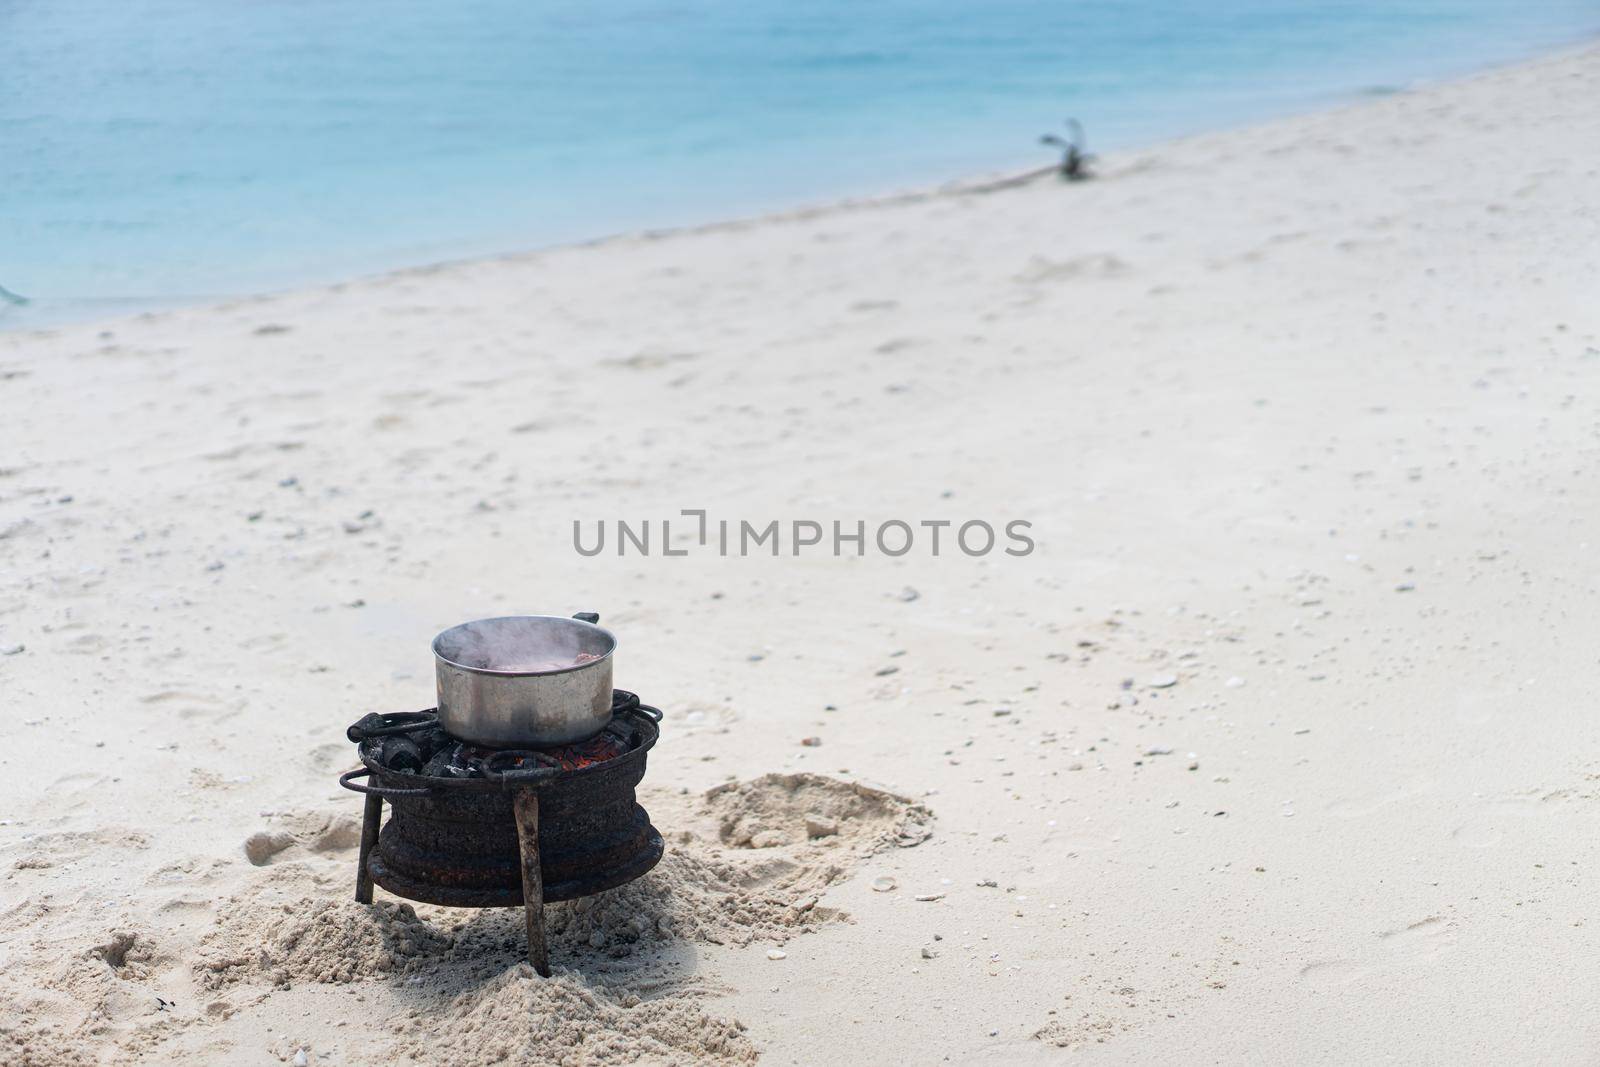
[432,613,617,746]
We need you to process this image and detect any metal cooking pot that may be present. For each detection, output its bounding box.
[432,613,617,746]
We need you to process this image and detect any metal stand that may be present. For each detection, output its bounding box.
[512,790,550,977]
[353,782,551,976]
[355,793,382,904]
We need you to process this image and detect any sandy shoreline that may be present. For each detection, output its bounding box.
[4,41,1600,1064]
[4,36,1586,339]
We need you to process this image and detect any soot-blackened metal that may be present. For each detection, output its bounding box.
[340,691,664,974]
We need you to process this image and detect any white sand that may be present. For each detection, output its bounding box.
[2,42,1598,1064]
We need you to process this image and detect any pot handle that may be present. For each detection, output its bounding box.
[637,703,663,723]
[339,766,433,798]
[572,612,600,624]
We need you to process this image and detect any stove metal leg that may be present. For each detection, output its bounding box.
[512,789,550,977]
[355,793,382,905]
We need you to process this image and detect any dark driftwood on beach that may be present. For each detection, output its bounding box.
[1040,118,1093,180]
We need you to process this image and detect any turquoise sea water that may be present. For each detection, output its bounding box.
[1,1,1596,327]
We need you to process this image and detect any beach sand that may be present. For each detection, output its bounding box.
[2,42,1598,1065]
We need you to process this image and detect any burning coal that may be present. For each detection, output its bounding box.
[372,722,629,779]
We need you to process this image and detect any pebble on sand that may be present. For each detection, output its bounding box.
[0,643,24,656]
[805,816,839,839]
[243,831,295,866]
[767,949,787,960]
[1148,673,1178,688]
[871,876,898,892]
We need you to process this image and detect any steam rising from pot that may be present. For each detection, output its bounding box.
[433,616,611,673]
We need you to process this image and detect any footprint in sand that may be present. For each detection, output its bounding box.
[1449,788,1581,849]
[1299,916,1456,989]
[25,772,114,815]
[141,687,243,723]
[0,896,54,936]
[675,702,740,735]
[237,631,289,652]
[1012,253,1129,285]
[1325,778,1434,818]
[148,856,233,888]
[6,827,150,871]
[1040,827,1126,855]
[62,631,111,655]
[602,349,699,371]
[306,741,352,773]
[156,895,219,916]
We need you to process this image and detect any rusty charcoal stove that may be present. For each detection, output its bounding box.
[339,689,664,976]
